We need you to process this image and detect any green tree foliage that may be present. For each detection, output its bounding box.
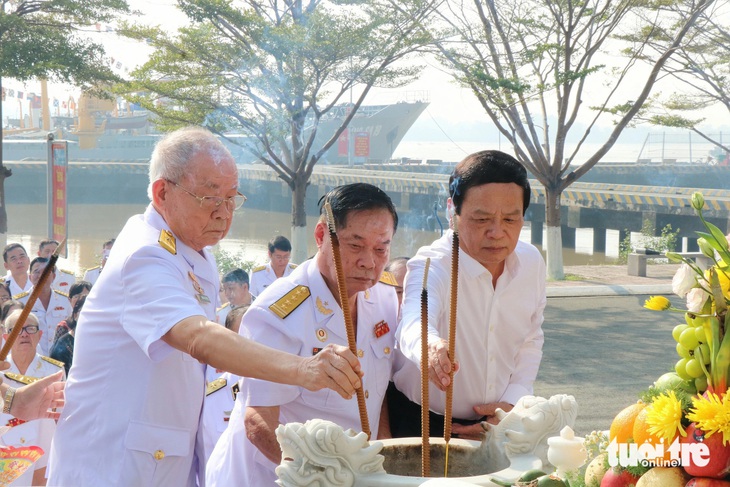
[432,0,713,279]
[631,4,730,160]
[118,0,437,262]
[0,0,131,232]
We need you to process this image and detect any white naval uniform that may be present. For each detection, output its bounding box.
[0,353,65,486]
[248,262,296,297]
[206,258,398,486]
[52,268,76,294]
[200,370,240,467]
[216,303,231,325]
[17,289,72,356]
[82,265,102,285]
[5,272,32,298]
[47,204,218,487]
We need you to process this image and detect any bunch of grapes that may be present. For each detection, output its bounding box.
[672,320,710,392]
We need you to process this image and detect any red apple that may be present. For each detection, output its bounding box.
[600,467,641,486]
[681,423,730,479]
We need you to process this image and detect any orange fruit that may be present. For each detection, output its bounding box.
[632,406,675,463]
[609,402,646,443]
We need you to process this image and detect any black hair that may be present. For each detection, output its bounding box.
[0,300,24,324]
[448,150,531,215]
[30,256,55,274]
[318,183,398,232]
[2,243,27,263]
[69,281,92,300]
[222,268,250,286]
[268,235,292,254]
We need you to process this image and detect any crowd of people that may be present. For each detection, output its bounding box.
[0,126,547,486]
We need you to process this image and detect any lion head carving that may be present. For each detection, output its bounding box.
[275,419,385,487]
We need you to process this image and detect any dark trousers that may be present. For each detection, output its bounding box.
[386,382,484,438]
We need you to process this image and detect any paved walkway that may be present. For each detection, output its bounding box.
[547,263,677,297]
[540,263,682,435]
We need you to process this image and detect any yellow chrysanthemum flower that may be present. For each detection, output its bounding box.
[644,296,672,311]
[646,391,686,441]
[704,266,730,296]
[687,392,730,445]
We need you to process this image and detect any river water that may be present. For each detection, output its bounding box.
[7,204,621,276]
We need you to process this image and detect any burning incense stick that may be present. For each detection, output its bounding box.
[323,202,371,439]
[444,228,459,477]
[421,257,431,478]
[0,239,65,360]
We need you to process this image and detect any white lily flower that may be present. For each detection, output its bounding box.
[672,263,697,298]
[686,287,710,313]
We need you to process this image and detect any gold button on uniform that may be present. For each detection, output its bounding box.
[154,449,165,461]
[365,390,369,399]
[384,347,391,355]
[357,349,364,358]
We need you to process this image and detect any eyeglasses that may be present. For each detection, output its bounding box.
[167,180,247,211]
[6,325,39,335]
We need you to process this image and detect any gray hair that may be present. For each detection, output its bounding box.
[147,127,234,200]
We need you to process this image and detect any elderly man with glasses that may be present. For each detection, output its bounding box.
[1,309,65,486]
[47,127,364,487]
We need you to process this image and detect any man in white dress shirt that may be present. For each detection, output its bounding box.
[249,235,296,296]
[47,126,364,487]
[206,183,400,486]
[391,150,546,440]
[17,257,72,356]
[1,310,65,486]
[3,244,31,298]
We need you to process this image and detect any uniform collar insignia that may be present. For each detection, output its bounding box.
[159,229,177,255]
[315,296,333,316]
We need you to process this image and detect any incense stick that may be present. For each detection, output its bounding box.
[0,239,65,360]
[443,229,459,477]
[323,202,371,439]
[421,257,431,478]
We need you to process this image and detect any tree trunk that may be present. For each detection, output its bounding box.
[0,76,9,237]
[290,174,309,264]
[544,186,564,280]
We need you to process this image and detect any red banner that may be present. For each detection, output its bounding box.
[337,129,349,157]
[49,141,68,252]
[354,132,370,157]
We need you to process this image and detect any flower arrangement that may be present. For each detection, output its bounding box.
[640,191,730,480]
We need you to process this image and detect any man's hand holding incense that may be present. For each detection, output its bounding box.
[450,402,514,441]
[298,344,363,399]
[427,338,459,392]
[11,370,65,421]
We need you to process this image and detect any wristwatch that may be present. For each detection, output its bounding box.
[3,387,16,414]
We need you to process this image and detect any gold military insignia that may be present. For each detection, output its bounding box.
[54,290,69,298]
[252,265,266,273]
[316,328,327,342]
[289,263,298,269]
[159,229,177,255]
[40,355,65,368]
[269,285,310,319]
[86,265,101,272]
[4,372,40,385]
[12,291,29,300]
[379,271,398,287]
[315,297,333,316]
[216,303,230,313]
[206,378,227,396]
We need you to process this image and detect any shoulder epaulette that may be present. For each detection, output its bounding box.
[85,265,101,272]
[40,355,64,369]
[4,372,40,385]
[159,229,177,255]
[59,268,74,275]
[206,377,227,396]
[252,265,266,273]
[269,285,310,319]
[379,271,398,287]
[289,263,298,269]
[217,303,230,313]
[0,277,5,283]
[12,291,29,300]
[54,290,69,298]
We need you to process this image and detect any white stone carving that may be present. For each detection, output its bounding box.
[275,394,579,486]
